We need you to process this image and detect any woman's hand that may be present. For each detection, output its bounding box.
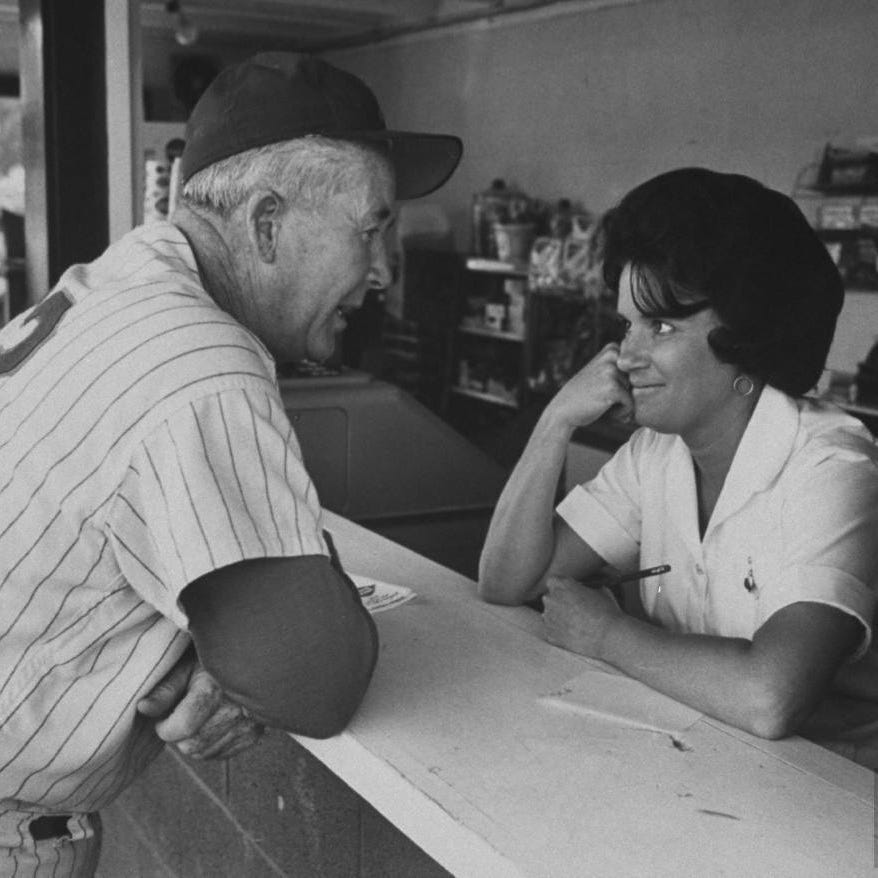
[545,343,634,431]
[542,575,624,660]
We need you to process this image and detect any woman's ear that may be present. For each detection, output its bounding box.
[246,190,284,262]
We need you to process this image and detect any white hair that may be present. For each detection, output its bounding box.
[181,135,391,216]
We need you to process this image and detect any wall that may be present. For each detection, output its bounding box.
[329,0,878,238]
[0,11,15,74]
[328,0,878,372]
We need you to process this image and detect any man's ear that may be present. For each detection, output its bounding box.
[246,190,284,263]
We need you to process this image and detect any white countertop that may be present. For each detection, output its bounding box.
[293,511,875,878]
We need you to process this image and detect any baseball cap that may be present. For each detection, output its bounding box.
[179,52,463,200]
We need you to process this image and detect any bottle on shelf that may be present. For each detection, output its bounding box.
[548,198,573,240]
[471,178,528,257]
[483,283,510,333]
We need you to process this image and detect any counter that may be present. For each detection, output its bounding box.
[297,512,876,877]
[100,513,876,877]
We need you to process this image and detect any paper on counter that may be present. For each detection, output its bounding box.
[350,573,416,614]
[539,668,702,736]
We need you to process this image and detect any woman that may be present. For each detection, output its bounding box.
[479,168,878,756]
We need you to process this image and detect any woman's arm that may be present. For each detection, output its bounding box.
[543,578,862,738]
[478,345,633,605]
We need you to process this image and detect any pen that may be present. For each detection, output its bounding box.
[612,564,670,587]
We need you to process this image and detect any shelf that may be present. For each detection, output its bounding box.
[797,184,878,197]
[450,386,519,409]
[465,257,529,277]
[815,227,878,241]
[457,325,525,342]
[141,120,187,156]
[529,286,590,302]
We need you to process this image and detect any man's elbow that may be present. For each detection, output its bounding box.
[237,657,374,739]
[213,624,377,739]
[282,676,372,739]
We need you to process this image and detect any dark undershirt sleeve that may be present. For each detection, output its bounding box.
[181,552,378,738]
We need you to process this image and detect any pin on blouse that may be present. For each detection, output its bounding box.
[744,556,758,594]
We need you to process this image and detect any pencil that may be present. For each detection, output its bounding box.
[612,564,671,587]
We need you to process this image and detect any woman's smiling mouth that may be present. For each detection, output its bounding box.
[631,383,664,394]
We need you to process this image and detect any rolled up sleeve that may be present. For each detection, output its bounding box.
[765,449,878,659]
[556,433,645,570]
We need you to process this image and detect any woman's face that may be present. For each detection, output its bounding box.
[615,264,741,440]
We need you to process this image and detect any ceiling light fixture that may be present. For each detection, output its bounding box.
[165,0,199,47]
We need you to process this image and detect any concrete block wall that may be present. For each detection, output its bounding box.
[96,731,452,877]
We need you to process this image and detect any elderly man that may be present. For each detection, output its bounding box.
[0,53,461,876]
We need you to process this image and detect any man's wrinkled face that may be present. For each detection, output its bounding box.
[249,154,395,364]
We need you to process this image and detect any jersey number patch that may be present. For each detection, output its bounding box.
[0,290,73,374]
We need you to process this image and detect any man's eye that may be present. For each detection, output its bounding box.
[652,320,674,335]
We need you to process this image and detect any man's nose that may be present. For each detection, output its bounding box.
[368,236,392,290]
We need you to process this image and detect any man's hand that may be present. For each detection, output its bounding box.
[137,648,265,760]
[542,575,624,660]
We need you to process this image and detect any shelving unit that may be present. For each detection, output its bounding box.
[457,325,525,343]
[443,258,530,413]
[450,385,520,409]
[793,183,878,294]
[443,256,618,417]
[791,178,878,400]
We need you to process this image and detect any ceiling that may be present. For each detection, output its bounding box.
[141,0,560,51]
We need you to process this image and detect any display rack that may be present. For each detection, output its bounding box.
[792,176,878,295]
[442,256,617,416]
[443,258,530,412]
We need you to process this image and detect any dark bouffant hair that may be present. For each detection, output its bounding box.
[601,167,844,396]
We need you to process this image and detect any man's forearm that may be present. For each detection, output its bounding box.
[184,555,379,739]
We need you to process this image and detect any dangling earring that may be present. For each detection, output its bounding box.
[733,375,755,396]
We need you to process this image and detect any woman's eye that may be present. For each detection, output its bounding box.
[651,320,674,335]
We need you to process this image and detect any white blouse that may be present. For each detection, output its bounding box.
[557,385,878,658]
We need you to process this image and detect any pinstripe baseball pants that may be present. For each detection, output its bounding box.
[0,810,102,878]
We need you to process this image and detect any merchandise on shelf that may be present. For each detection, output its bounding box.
[527,210,605,297]
[492,221,536,262]
[471,178,531,257]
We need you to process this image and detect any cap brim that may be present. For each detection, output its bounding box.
[355,132,462,200]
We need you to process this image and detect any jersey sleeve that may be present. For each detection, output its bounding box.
[104,385,327,628]
[555,430,646,570]
[763,443,878,659]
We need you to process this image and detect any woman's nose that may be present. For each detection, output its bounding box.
[616,326,647,372]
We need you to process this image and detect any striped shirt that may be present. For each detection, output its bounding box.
[0,222,326,814]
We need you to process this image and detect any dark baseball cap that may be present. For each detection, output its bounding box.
[179,52,463,200]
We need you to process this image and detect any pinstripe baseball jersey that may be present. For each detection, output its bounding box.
[0,222,327,815]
